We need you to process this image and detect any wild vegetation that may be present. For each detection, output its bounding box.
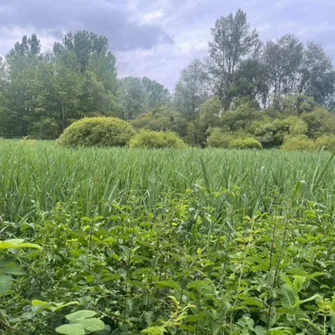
[1,6,335,335]
[1,141,335,334]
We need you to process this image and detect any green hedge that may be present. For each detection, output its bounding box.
[281,136,315,152]
[230,138,262,150]
[58,117,135,148]
[207,129,262,149]
[129,130,187,149]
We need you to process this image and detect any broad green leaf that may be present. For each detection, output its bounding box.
[239,295,264,307]
[156,280,181,292]
[0,262,25,275]
[80,318,105,332]
[66,310,97,322]
[56,323,85,335]
[281,284,299,308]
[293,275,307,293]
[253,326,267,335]
[0,274,13,294]
[0,239,41,250]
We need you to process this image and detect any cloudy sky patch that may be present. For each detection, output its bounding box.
[0,0,334,90]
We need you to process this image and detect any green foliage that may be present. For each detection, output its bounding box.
[230,137,262,149]
[301,108,335,138]
[253,117,308,148]
[199,96,222,128]
[315,135,335,151]
[132,107,188,138]
[30,118,60,140]
[58,117,135,148]
[55,310,105,335]
[221,103,262,131]
[206,128,232,148]
[281,135,316,151]
[129,130,187,149]
[2,143,335,333]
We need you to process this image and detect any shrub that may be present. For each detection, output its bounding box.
[221,103,263,131]
[129,130,187,149]
[58,117,135,148]
[281,135,315,152]
[301,108,335,138]
[253,117,307,148]
[207,128,233,148]
[315,135,335,151]
[230,138,262,150]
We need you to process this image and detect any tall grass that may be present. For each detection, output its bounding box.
[1,140,335,221]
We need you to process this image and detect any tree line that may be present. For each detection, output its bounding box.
[0,9,335,146]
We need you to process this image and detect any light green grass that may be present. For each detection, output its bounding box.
[1,139,335,222]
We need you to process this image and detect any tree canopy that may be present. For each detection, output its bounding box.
[0,9,334,147]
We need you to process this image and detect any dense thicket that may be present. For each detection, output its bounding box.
[0,9,334,147]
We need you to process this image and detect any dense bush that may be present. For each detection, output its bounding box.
[315,135,335,151]
[129,130,187,149]
[253,117,307,148]
[206,128,232,148]
[207,129,262,149]
[230,137,262,149]
[221,103,262,131]
[301,108,335,138]
[281,135,315,151]
[58,117,135,148]
[132,108,188,138]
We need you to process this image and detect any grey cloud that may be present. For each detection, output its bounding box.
[0,0,173,51]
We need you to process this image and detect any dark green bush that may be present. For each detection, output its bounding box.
[281,135,315,151]
[58,117,135,148]
[253,117,307,148]
[230,137,262,150]
[129,130,187,149]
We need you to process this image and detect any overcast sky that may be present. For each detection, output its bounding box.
[0,0,334,90]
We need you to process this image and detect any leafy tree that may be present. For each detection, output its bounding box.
[263,34,304,102]
[118,77,147,119]
[301,108,335,138]
[207,9,261,109]
[142,77,171,109]
[199,96,222,129]
[174,59,209,120]
[2,34,42,137]
[232,59,268,106]
[298,42,335,105]
[221,103,262,132]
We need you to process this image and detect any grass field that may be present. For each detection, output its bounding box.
[2,140,335,334]
[1,139,335,221]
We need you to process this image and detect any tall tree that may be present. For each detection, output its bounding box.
[263,34,304,103]
[53,31,117,94]
[174,59,209,120]
[118,77,147,120]
[3,34,42,137]
[207,9,261,109]
[142,77,171,109]
[298,42,335,105]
